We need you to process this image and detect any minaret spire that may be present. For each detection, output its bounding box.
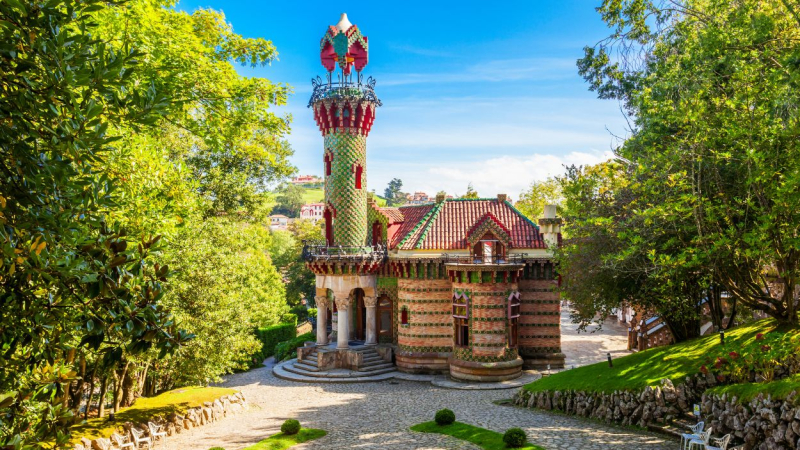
[311,14,381,247]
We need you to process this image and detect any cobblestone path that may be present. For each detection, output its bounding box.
[161,362,674,450]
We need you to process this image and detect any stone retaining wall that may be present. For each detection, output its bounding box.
[76,392,247,450]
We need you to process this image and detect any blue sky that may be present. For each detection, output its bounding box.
[177,1,628,199]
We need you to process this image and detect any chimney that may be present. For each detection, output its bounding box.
[538,204,562,250]
[497,193,508,203]
[436,193,446,203]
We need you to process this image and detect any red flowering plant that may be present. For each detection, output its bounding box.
[702,331,798,384]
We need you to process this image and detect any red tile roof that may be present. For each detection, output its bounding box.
[392,199,545,250]
[378,207,404,223]
[389,204,433,248]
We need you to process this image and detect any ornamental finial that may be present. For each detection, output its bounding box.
[335,13,352,33]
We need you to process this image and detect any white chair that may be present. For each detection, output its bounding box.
[130,428,151,449]
[111,432,134,450]
[706,434,732,450]
[681,421,705,450]
[687,428,712,450]
[147,422,167,446]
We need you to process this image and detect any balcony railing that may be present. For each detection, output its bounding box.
[302,241,388,263]
[308,75,382,107]
[442,253,529,266]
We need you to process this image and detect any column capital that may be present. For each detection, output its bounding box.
[333,292,352,310]
[363,296,378,307]
[315,296,330,309]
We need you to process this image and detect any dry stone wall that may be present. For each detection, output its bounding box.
[75,392,246,450]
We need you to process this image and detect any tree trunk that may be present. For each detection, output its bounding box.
[121,366,138,408]
[97,374,109,418]
[113,361,130,413]
[84,359,99,420]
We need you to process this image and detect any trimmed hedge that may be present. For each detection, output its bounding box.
[503,428,527,448]
[248,324,296,367]
[281,419,301,435]
[435,409,455,426]
[275,332,315,362]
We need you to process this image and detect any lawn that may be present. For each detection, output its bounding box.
[71,386,237,441]
[707,373,800,403]
[410,421,543,450]
[525,319,800,394]
[241,428,326,450]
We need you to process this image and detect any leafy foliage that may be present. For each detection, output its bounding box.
[251,324,296,365]
[280,419,300,435]
[503,428,528,448]
[516,178,562,222]
[0,0,191,446]
[461,183,479,199]
[384,178,406,206]
[274,332,314,362]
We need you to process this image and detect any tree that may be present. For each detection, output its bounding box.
[574,0,800,325]
[0,1,190,446]
[281,221,324,307]
[272,183,305,218]
[436,190,447,199]
[516,178,563,221]
[461,183,479,199]
[384,178,407,206]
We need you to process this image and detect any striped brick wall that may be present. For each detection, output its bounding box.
[397,278,453,353]
[453,281,516,360]
[518,278,562,358]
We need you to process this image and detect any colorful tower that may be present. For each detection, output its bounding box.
[310,13,380,248]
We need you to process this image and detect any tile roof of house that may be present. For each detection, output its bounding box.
[391,198,545,250]
[377,207,404,223]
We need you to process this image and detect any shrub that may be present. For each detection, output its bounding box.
[208,447,225,450]
[274,332,315,362]
[434,408,455,426]
[280,312,298,325]
[503,428,527,448]
[281,419,301,435]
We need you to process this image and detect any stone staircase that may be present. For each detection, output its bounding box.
[282,346,396,380]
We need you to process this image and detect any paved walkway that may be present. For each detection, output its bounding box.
[560,306,632,369]
[160,311,673,450]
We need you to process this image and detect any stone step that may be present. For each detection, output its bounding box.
[362,355,383,363]
[293,361,319,372]
[282,364,395,379]
[361,358,388,368]
[357,366,396,376]
[303,355,318,362]
[358,363,394,373]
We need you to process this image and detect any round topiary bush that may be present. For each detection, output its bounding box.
[434,408,455,426]
[503,428,527,448]
[281,419,301,435]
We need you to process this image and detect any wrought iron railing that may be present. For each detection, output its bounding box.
[308,75,382,107]
[301,240,388,263]
[442,253,529,265]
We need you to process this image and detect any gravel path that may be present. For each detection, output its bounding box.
[158,311,673,450]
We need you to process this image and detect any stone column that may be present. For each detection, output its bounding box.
[334,293,352,349]
[315,296,329,346]
[364,296,378,345]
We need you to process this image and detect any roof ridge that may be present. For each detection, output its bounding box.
[413,200,446,249]
[502,199,540,230]
[397,204,437,249]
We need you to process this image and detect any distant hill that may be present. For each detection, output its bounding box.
[299,188,387,207]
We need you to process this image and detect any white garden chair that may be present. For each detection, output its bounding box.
[130,427,151,449]
[705,434,732,450]
[147,422,167,446]
[680,421,705,450]
[687,428,712,450]
[111,432,134,450]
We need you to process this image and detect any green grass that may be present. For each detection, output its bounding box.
[242,428,327,450]
[707,373,800,403]
[525,319,799,394]
[410,421,543,450]
[71,386,237,441]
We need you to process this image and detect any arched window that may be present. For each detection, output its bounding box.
[508,292,521,347]
[372,221,382,247]
[323,208,333,246]
[400,306,409,326]
[453,293,469,347]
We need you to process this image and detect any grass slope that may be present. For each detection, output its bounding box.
[525,319,799,394]
[72,386,236,441]
[707,374,800,403]
[242,428,326,450]
[410,421,543,450]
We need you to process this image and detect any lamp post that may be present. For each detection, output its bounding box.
[719,329,725,345]
[607,352,613,368]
